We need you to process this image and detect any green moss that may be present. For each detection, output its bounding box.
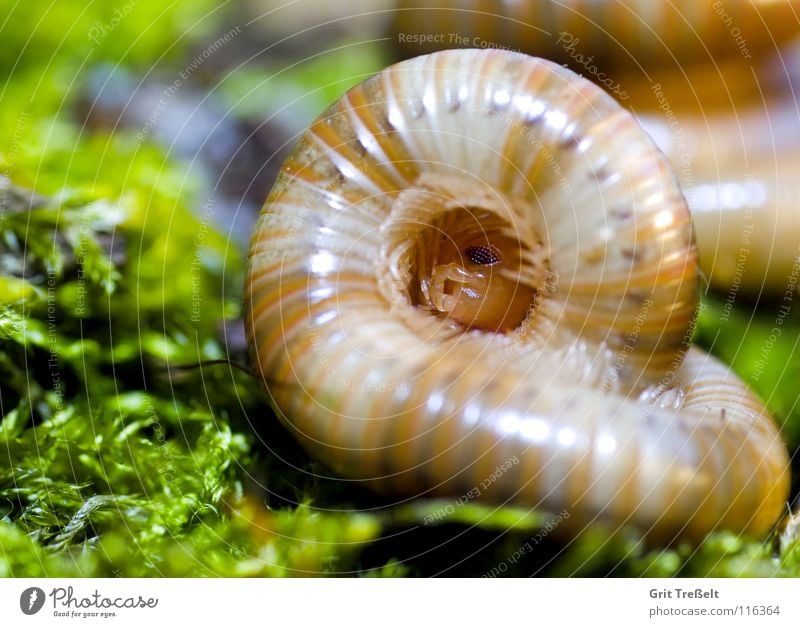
[218,39,390,133]
[0,1,221,78]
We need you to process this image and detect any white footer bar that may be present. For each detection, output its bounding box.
[0,578,795,626]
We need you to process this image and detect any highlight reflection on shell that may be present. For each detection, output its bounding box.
[245,49,789,541]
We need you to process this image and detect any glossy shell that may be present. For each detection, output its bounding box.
[245,49,789,541]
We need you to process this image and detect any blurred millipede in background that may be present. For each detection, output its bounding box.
[245,49,790,542]
[392,0,800,66]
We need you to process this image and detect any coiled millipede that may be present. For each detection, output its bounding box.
[245,49,790,542]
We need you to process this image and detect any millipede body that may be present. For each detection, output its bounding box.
[245,49,790,542]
